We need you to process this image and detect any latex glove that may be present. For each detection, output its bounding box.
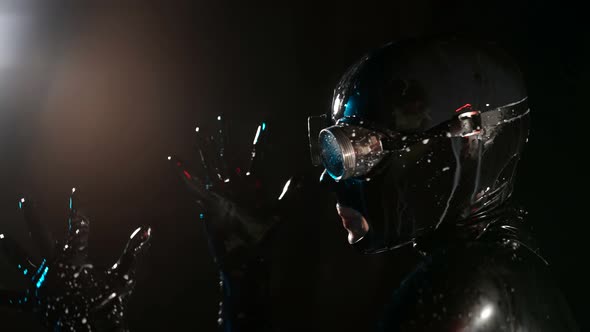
[168,117,301,269]
[0,189,151,331]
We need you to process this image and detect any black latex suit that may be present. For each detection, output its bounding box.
[170,36,579,331]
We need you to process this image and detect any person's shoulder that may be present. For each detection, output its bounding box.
[378,240,578,331]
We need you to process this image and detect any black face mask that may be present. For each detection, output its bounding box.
[311,98,529,254]
[309,38,532,253]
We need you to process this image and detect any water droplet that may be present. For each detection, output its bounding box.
[422,139,430,144]
[442,166,450,172]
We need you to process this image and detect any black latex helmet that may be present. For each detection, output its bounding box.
[320,36,530,253]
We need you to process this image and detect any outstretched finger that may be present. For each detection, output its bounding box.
[63,188,90,264]
[19,197,55,260]
[109,226,152,291]
[193,125,216,188]
[212,114,231,183]
[168,155,219,207]
[246,121,270,177]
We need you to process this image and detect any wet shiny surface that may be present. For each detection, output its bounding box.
[330,39,527,132]
[169,117,301,267]
[169,116,303,331]
[0,3,584,331]
[0,190,151,331]
[380,207,578,331]
[321,37,532,253]
[318,36,578,330]
[318,125,386,181]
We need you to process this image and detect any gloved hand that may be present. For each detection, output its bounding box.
[168,117,303,331]
[168,117,301,270]
[0,189,151,331]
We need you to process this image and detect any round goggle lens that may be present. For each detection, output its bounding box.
[319,130,347,180]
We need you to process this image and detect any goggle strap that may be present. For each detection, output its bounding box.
[450,97,529,138]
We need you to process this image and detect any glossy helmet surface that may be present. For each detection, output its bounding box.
[322,36,530,253]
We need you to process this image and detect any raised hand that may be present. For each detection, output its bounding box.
[168,116,305,331]
[0,189,151,331]
[168,116,301,269]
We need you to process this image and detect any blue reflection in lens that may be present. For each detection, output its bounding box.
[319,131,345,179]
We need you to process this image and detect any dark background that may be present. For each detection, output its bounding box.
[0,1,587,331]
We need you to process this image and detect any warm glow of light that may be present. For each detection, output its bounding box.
[0,13,28,69]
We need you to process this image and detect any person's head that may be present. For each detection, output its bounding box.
[308,36,530,253]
